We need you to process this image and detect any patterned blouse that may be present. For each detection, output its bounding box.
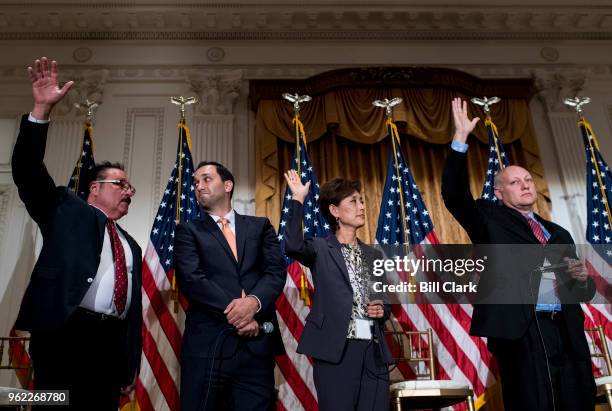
[340,243,371,340]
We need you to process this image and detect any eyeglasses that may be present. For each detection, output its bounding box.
[95,179,136,194]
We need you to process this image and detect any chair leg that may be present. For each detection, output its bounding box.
[466,394,476,411]
[606,388,612,409]
[394,396,402,411]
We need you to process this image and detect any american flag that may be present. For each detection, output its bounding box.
[275,116,329,411]
[125,119,200,411]
[480,117,509,204]
[375,119,496,408]
[67,121,96,199]
[576,117,611,378]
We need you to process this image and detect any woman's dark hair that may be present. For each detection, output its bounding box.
[319,178,362,232]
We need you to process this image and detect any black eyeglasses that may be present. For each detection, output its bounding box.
[95,179,136,194]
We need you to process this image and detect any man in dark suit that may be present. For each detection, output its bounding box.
[11,57,142,410]
[442,97,597,411]
[174,161,286,411]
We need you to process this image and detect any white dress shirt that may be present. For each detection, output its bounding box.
[80,206,134,319]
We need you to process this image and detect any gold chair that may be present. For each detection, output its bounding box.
[0,336,32,411]
[386,328,475,411]
[585,325,612,408]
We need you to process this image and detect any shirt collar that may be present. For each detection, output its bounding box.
[209,209,235,225]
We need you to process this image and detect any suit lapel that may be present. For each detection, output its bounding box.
[235,212,248,270]
[93,206,107,249]
[327,236,351,286]
[200,213,237,264]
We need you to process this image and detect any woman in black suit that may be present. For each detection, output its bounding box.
[283,169,392,411]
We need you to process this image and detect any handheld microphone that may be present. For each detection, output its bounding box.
[535,262,569,273]
[259,322,274,334]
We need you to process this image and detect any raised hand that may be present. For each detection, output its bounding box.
[27,57,74,120]
[284,169,311,204]
[451,97,480,144]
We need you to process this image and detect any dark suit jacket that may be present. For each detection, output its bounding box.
[11,115,143,385]
[174,212,286,359]
[442,148,595,358]
[284,200,393,364]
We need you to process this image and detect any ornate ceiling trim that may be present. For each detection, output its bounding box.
[0,4,611,41]
[1,31,612,41]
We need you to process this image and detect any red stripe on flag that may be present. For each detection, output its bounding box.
[141,324,180,411]
[135,377,156,411]
[276,398,288,411]
[584,304,612,340]
[142,262,182,358]
[419,304,485,394]
[586,260,612,304]
[276,354,318,411]
[276,293,306,343]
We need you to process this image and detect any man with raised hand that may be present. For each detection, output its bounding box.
[441,97,596,411]
[12,57,142,410]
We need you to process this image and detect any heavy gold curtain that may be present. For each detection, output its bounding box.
[255,87,550,244]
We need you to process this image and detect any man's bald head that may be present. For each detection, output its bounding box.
[494,165,537,213]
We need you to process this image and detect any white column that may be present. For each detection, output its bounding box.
[186,69,254,214]
[533,69,588,242]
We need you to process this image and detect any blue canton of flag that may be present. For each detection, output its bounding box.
[580,119,612,263]
[67,122,96,200]
[481,118,509,204]
[278,124,329,251]
[151,122,201,270]
[375,121,435,246]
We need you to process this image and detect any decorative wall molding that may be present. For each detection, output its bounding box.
[52,69,109,118]
[607,105,612,139]
[533,69,587,112]
[185,69,243,115]
[0,185,11,252]
[123,107,166,205]
[191,115,235,169]
[3,65,612,87]
[0,5,611,41]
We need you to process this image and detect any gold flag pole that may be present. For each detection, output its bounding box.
[564,96,612,230]
[169,95,198,313]
[373,97,416,302]
[372,97,408,251]
[282,92,313,305]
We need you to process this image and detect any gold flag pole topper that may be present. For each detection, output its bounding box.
[71,99,100,195]
[74,99,101,124]
[169,95,198,312]
[563,96,612,230]
[471,96,505,169]
[282,92,313,305]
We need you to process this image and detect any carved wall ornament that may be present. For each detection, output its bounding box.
[184,69,243,115]
[533,69,587,112]
[52,69,109,118]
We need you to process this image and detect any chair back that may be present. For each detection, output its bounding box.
[386,327,436,380]
[585,325,612,377]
